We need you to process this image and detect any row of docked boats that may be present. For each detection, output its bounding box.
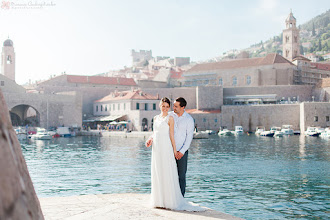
[15,127,72,140]
[218,124,330,139]
[305,127,330,137]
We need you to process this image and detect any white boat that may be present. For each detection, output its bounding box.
[320,128,330,138]
[270,127,284,137]
[30,128,52,140]
[193,131,209,139]
[15,127,27,140]
[316,127,325,134]
[232,126,244,135]
[56,127,71,137]
[281,125,294,135]
[305,127,320,137]
[255,126,265,135]
[260,130,275,137]
[218,127,232,136]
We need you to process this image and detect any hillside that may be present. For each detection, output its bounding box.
[236,10,330,60]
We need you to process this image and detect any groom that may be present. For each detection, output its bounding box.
[146,97,195,197]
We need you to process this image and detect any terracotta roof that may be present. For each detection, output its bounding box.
[186,109,221,114]
[186,53,293,73]
[95,90,158,102]
[170,70,184,79]
[66,75,136,86]
[311,62,330,71]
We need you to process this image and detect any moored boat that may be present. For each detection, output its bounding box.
[281,125,294,135]
[232,126,244,135]
[218,127,232,136]
[320,128,330,138]
[30,128,52,140]
[305,127,320,137]
[255,126,265,135]
[270,127,284,137]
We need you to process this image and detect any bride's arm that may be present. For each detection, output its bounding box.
[168,116,177,155]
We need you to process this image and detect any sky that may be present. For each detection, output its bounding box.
[0,0,329,85]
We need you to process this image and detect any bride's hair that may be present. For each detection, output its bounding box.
[160,97,171,106]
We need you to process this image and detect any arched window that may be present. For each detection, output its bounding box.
[232,76,237,86]
[219,78,223,86]
[246,76,251,85]
[7,55,12,64]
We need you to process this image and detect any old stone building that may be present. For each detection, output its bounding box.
[181,53,294,87]
[92,90,159,131]
[36,74,137,118]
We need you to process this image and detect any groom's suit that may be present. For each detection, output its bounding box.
[169,111,195,197]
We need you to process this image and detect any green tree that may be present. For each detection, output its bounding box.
[318,39,322,50]
[300,45,304,54]
[312,22,316,36]
[321,33,330,40]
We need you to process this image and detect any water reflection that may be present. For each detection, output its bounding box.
[20,135,330,220]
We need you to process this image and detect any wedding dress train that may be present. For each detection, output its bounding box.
[151,115,205,211]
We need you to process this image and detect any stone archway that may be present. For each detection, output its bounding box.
[10,105,40,127]
[142,118,148,131]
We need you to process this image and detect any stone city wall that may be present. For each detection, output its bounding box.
[0,89,44,220]
[38,85,130,117]
[300,102,330,133]
[190,113,221,131]
[4,91,82,128]
[196,86,223,110]
[221,104,301,132]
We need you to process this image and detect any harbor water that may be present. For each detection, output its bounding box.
[20,134,330,219]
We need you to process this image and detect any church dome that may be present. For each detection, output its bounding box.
[286,12,296,23]
[3,39,13,47]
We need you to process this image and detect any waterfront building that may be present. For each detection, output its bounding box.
[91,90,160,131]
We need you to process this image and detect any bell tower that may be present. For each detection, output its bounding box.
[282,10,300,61]
[1,38,16,81]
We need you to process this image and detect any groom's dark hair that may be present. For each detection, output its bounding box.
[175,97,187,108]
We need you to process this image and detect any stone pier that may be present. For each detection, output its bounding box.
[39,194,243,220]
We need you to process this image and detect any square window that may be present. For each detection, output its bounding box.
[153,103,156,110]
[326,116,329,122]
[136,103,140,110]
[314,116,318,122]
[145,103,148,110]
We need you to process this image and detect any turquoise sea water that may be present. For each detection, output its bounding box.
[20,135,330,219]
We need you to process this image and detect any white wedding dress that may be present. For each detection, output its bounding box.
[151,114,205,211]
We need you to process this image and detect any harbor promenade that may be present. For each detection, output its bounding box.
[39,193,243,220]
[79,130,153,138]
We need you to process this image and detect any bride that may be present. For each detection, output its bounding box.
[146,97,205,211]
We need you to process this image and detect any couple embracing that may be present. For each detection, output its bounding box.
[146,97,205,211]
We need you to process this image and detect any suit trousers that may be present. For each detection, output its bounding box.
[176,150,188,197]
